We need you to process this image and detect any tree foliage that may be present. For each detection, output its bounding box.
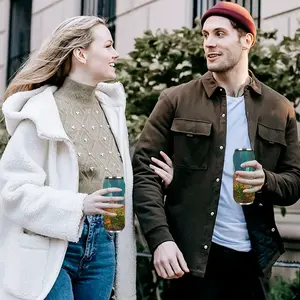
[117,22,300,145]
[0,21,300,300]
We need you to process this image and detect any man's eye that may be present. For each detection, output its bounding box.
[217,32,224,37]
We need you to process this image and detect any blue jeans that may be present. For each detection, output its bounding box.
[46,216,115,300]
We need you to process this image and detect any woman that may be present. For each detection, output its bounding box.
[0,16,171,300]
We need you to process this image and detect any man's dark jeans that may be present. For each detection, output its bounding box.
[165,242,268,300]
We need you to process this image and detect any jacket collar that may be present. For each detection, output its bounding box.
[3,82,126,141]
[202,70,262,98]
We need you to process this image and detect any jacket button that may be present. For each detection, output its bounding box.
[222,113,225,118]
[204,245,208,250]
[210,212,215,216]
[216,178,220,182]
[219,146,224,150]
[271,228,275,232]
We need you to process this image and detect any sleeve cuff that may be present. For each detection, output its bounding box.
[262,169,276,193]
[145,225,174,253]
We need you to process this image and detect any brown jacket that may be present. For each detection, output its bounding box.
[132,71,300,278]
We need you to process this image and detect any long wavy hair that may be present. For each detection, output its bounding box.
[4,16,106,100]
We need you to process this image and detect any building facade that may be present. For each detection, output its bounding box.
[0,0,300,279]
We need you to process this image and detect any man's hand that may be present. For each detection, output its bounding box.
[153,241,189,279]
[235,160,265,193]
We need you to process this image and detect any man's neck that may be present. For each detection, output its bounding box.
[213,67,250,97]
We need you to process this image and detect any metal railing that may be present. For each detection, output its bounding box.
[192,0,261,28]
[274,260,300,268]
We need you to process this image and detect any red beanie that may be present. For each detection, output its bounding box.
[201,2,256,43]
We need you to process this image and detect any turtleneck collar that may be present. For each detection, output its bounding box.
[54,77,96,104]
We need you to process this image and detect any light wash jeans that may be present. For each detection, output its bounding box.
[46,216,115,300]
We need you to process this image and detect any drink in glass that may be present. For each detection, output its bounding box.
[233,148,255,205]
[103,176,125,232]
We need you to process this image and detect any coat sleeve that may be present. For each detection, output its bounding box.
[0,119,86,242]
[132,91,175,252]
[262,103,300,206]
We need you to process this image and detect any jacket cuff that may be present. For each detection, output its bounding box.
[262,169,276,193]
[145,225,174,253]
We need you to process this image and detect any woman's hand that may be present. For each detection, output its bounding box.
[83,188,124,216]
[150,151,174,187]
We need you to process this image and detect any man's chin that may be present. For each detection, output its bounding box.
[207,65,228,73]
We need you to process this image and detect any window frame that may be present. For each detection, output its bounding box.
[6,0,33,84]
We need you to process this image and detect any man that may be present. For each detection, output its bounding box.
[132,2,300,300]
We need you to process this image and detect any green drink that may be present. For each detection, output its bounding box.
[103,176,125,232]
[233,148,255,205]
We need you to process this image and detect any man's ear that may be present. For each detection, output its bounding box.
[73,48,87,64]
[241,33,254,50]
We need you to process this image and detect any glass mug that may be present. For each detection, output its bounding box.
[233,148,255,205]
[103,176,125,232]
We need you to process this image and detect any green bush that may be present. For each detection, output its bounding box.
[1,22,300,300]
[269,271,300,300]
[117,24,300,146]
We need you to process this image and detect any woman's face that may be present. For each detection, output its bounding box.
[82,24,119,83]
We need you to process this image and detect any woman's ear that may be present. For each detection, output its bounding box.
[73,48,87,64]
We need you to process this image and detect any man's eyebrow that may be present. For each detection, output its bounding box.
[202,27,227,34]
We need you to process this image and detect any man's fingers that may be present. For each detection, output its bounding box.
[241,160,262,169]
[177,251,189,273]
[154,261,168,279]
[236,178,264,186]
[235,170,264,179]
[163,261,176,278]
[160,151,173,167]
[243,186,262,193]
[169,259,184,278]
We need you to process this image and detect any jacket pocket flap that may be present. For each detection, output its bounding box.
[171,119,212,136]
[258,123,286,146]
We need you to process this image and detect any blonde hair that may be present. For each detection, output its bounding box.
[4,16,106,100]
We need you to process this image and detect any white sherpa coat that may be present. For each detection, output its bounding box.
[0,83,136,300]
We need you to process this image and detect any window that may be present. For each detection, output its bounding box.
[7,0,32,84]
[81,0,117,43]
[193,0,261,28]
[98,0,116,44]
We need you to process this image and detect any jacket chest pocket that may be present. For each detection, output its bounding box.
[171,118,212,170]
[256,123,286,171]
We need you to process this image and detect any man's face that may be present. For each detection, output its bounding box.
[202,16,244,73]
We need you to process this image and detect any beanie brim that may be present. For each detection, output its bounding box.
[200,4,256,42]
